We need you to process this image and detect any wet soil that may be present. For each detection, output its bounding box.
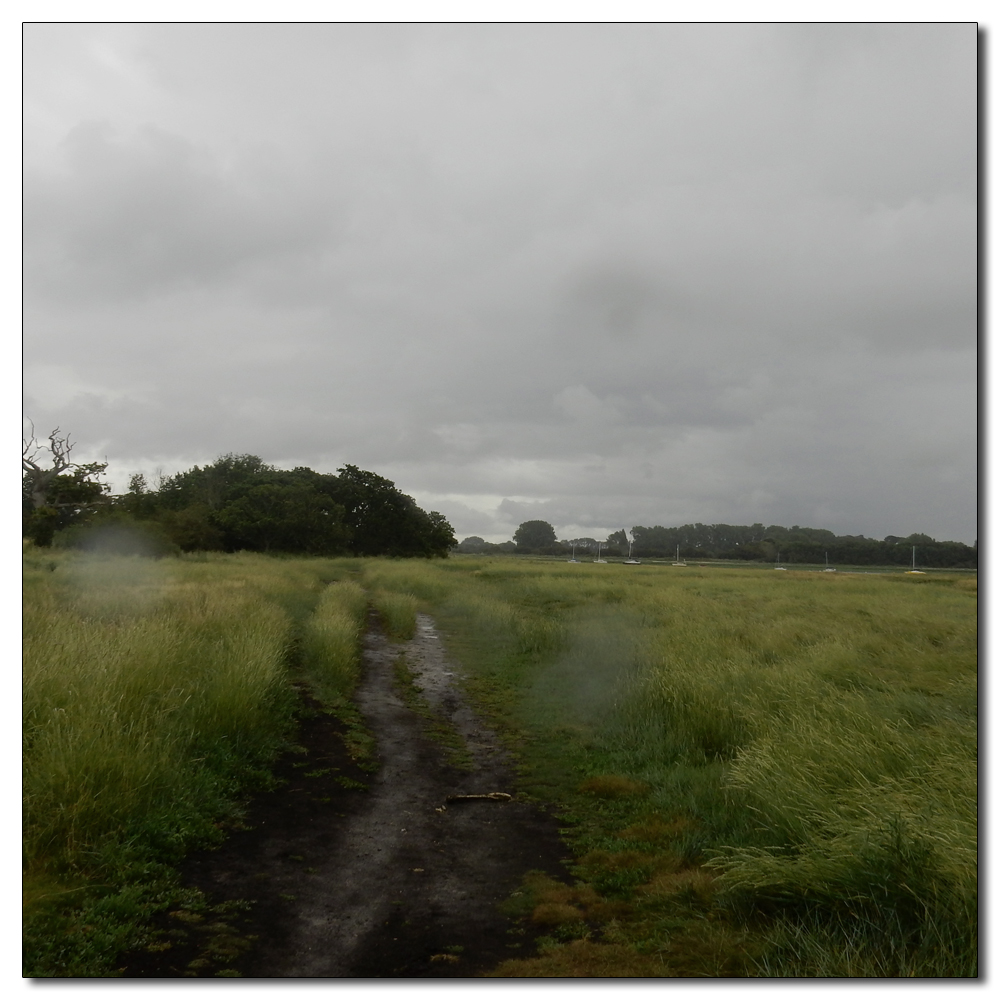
[120,612,570,978]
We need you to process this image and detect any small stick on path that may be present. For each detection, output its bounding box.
[442,792,512,806]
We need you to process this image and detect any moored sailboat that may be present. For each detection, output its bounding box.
[623,535,641,564]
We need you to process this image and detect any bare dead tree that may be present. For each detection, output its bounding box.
[23,424,76,510]
[22,422,107,511]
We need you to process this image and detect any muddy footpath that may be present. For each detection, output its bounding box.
[121,612,570,978]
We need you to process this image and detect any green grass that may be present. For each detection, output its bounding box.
[22,547,368,977]
[371,587,419,640]
[25,550,976,977]
[363,558,978,977]
[300,580,368,703]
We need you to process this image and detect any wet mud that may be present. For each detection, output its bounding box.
[120,612,569,978]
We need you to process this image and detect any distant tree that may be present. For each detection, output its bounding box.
[605,529,627,554]
[213,481,349,555]
[319,464,454,557]
[457,536,487,553]
[423,511,458,557]
[114,472,160,519]
[513,520,557,552]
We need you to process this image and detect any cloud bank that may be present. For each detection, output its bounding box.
[23,23,977,543]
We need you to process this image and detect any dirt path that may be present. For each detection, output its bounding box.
[121,612,569,978]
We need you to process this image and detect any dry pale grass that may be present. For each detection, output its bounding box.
[585,900,635,922]
[656,922,760,977]
[640,868,718,903]
[524,874,602,909]
[520,873,635,927]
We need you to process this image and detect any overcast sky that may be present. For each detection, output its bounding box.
[23,22,977,544]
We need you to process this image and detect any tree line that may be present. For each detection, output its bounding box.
[22,428,455,558]
[456,519,977,569]
[21,427,975,568]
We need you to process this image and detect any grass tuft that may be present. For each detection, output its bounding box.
[371,589,418,640]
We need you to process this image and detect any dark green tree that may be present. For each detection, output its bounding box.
[424,510,458,556]
[606,529,627,554]
[513,520,557,552]
[318,465,454,557]
[212,481,348,555]
[156,453,276,511]
[157,502,224,552]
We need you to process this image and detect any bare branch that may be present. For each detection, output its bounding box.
[22,424,85,509]
[47,427,74,473]
[22,419,41,471]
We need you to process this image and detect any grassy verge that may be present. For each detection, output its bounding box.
[364,558,978,977]
[22,548,366,977]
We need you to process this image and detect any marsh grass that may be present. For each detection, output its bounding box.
[300,581,368,704]
[24,574,290,873]
[297,579,376,769]
[365,558,977,977]
[22,548,362,976]
[25,550,975,977]
[360,558,456,603]
[371,588,419,640]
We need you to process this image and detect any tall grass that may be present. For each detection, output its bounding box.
[710,707,977,975]
[22,548,360,976]
[371,589,419,639]
[24,560,294,872]
[300,581,368,702]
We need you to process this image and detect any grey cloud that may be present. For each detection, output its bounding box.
[23,24,977,544]
[25,122,336,301]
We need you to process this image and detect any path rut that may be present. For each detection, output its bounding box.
[122,611,568,978]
